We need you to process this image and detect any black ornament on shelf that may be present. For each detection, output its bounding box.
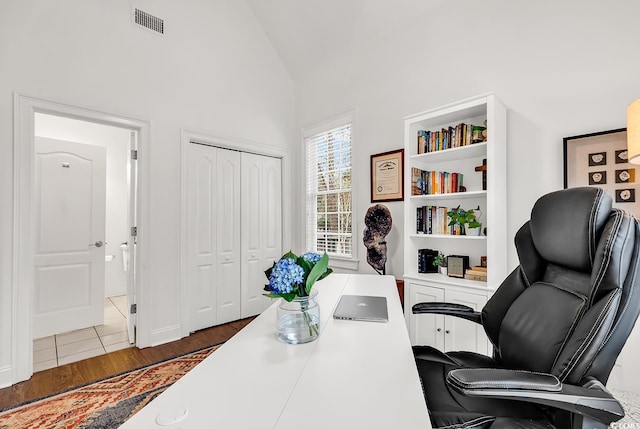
[363,204,392,275]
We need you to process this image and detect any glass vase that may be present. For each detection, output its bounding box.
[276,289,320,344]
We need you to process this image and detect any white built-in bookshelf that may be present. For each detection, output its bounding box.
[403,93,507,288]
[403,94,508,350]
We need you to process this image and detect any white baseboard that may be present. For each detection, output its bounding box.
[149,324,183,347]
[0,365,13,389]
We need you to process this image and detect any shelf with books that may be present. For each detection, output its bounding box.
[403,93,507,290]
[410,190,487,201]
[404,94,506,351]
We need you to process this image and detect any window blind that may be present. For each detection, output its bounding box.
[306,123,352,257]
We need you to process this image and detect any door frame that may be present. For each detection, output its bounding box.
[12,94,151,384]
[179,129,291,337]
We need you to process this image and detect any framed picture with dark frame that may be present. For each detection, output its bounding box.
[370,149,404,202]
[563,128,640,217]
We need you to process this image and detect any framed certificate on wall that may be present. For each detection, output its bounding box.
[370,149,404,202]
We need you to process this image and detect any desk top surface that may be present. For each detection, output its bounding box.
[119,274,431,428]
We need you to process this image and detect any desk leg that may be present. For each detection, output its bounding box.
[395,279,404,310]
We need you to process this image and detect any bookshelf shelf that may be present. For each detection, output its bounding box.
[409,234,486,240]
[404,273,488,290]
[410,142,487,163]
[403,94,508,350]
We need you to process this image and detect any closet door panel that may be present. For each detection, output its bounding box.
[262,156,282,261]
[216,149,241,324]
[188,146,283,329]
[241,153,282,318]
[187,144,217,331]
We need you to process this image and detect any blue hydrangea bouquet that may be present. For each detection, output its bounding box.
[264,251,332,302]
[264,251,332,342]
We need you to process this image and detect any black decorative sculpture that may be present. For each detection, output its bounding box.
[363,204,392,275]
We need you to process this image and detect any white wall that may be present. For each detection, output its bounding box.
[294,1,640,392]
[0,0,294,384]
[35,113,130,297]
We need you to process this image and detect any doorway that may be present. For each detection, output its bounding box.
[31,114,135,368]
[12,95,150,385]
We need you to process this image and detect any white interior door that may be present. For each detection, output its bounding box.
[187,145,281,331]
[241,153,282,318]
[187,143,218,331]
[187,144,241,330]
[33,137,107,339]
[126,131,137,344]
[215,148,241,324]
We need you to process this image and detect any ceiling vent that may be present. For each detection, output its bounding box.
[134,8,164,35]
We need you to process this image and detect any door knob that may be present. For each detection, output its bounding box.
[89,241,105,248]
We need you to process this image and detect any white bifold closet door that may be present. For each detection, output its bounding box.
[187,144,282,332]
[241,152,282,318]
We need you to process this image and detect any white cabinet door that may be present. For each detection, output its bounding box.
[241,153,282,318]
[406,281,489,355]
[216,149,241,324]
[444,289,489,355]
[408,283,444,349]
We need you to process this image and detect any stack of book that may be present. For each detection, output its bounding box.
[417,122,487,154]
[465,266,487,281]
[411,167,464,195]
[416,205,464,235]
[418,248,439,273]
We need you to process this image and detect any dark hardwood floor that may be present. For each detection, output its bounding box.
[0,317,254,410]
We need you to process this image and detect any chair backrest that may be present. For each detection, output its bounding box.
[482,187,640,385]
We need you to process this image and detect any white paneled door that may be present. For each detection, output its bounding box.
[214,148,241,324]
[241,152,282,317]
[187,144,282,333]
[187,144,218,332]
[33,137,107,339]
[187,144,241,331]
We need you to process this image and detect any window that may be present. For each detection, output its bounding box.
[305,119,353,259]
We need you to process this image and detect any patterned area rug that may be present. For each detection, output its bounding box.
[0,345,220,429]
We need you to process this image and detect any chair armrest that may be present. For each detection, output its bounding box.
[447,369,624,425]
[411,302,482,324]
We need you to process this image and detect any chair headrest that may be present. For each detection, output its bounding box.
[529,187,612,272]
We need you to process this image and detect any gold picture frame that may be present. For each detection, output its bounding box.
[370,149,404,202]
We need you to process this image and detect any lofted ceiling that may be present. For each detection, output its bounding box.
[246,0,445,81]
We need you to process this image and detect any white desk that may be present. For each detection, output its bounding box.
[119,274,431,428]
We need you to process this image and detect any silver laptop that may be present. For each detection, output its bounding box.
[333,295,388,322]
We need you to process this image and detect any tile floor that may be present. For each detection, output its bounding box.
[33,295,133,372]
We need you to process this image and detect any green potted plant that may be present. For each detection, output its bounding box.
[432,252,448,275]
[447,206,482,236]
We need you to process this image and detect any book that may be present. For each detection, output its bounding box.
[418,121,487,153]
[465,268,487,281]
[465,273,487,281]
[417,130,428,154]
[466,269,487,277]
[411,168,422,195]
[418,249,438,273]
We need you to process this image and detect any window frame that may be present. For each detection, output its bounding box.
[303,112,358,270]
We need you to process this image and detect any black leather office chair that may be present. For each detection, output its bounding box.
[413,187,640,429]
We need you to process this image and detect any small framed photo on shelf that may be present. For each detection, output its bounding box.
[563,128,640,217]
[370,149,404,202]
